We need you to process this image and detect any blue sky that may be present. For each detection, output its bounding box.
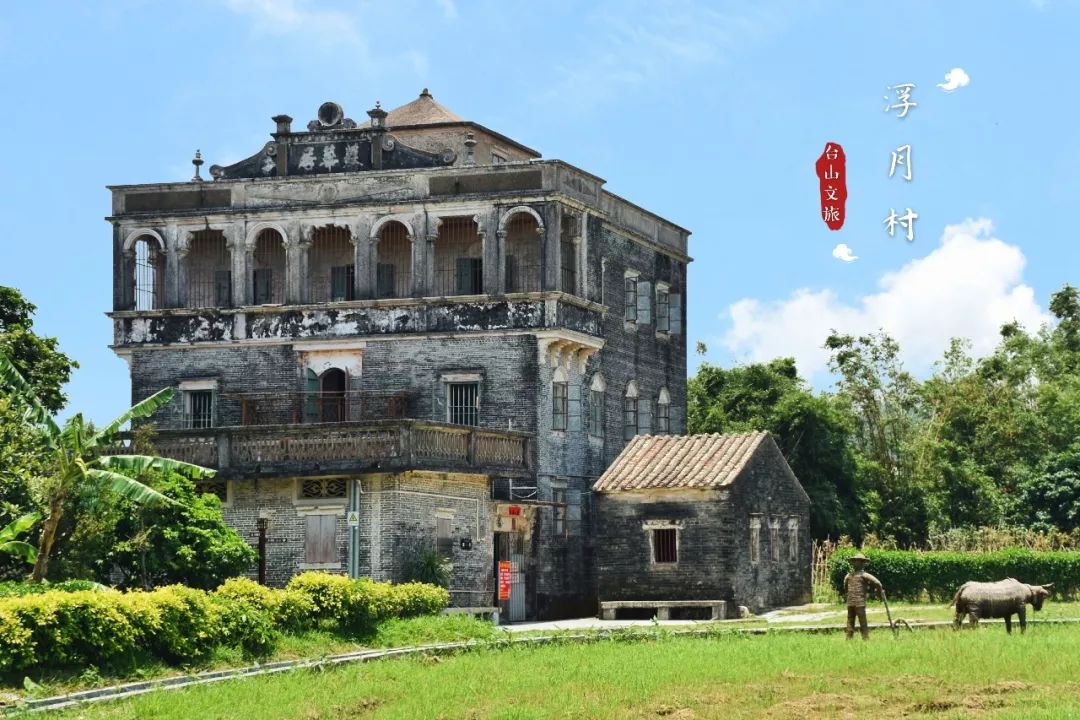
[0,0,1077,422]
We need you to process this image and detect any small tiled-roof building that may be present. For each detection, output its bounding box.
[593,432,811,614]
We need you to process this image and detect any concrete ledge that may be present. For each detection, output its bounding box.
[600,600,727,621]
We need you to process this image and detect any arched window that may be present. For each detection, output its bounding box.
[588,374,606,438]
[504,212,542,293]
[304,367,348,423]
[375,221,412,299]
[552,367,569,431]
[310,226,354,302]
[186,229,232,308]
[132,236,164,310]
[434,217,482,296]
[623,381,639,440]
[252,228,286,305]
[655,387,671,434]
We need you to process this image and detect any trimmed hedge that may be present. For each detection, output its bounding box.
[0,574,450,677]
[829,548,1080,601]
[0,580,101,598]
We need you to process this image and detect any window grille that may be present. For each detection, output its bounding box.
[589,389,605,437]
[310,226,355,303]
[185,390,214,429]
[376,222,412,298]
[652,528,677,563]
[301,478,347,499]
[447,382,479,426]
[186,230,231,308]
[252,229,286,304]
[656,289,670,332]
[133,238,162,311]
[436,516,453,558]
[552,382,568,431]
[434,217,483,296]
[624,277,638,322]
[503,214,541,293]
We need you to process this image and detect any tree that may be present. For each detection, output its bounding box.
[1014,444,1080,533]
[0,287,77,413]
[104,472,255,589]
[0,351,216,582]
[0,512,39,564]
[687,357,860,539]
[825,331,929,546]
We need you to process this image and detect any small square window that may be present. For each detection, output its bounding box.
[447,382,479,426]
[185,390,214,429]
[652,528,677,564]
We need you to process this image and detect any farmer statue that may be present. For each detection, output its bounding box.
[843,552,884,640]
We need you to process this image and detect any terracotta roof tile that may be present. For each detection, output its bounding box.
[592,432,770,493]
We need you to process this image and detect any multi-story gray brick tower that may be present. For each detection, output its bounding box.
[107,91,690,620]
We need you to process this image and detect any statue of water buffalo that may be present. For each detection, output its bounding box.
[951,578,1053,633]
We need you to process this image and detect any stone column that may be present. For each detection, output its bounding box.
[297,223,314,304]
[495,230,508,295]
[353,215,373,300]
[478,210,498,295]
[175,227,191,308]
[284,220,302,304]
[228,222,247,308]
[421,216,440,297]
[544,203,562,292]
[164,223,181,308]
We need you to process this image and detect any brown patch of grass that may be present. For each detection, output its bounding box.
[763,692,884,719]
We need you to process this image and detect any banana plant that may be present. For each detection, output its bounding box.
[0,512,39,564]
[0,351,216,582]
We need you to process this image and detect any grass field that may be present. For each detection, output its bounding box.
[43,623,1080,719]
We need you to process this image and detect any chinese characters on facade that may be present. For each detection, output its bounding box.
[883,83,918,241]
[816,142,847,230]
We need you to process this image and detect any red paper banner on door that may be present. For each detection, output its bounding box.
[815,142,847,231]
[498,560,511,601]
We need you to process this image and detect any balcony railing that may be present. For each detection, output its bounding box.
[218,391,411,427]
[107,419,532,477]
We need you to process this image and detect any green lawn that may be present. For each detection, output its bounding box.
[44,624,1080,719]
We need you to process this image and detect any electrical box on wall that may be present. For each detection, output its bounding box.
[460,537,472,550]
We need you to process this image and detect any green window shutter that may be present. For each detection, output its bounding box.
[304,368,320,423]
[253,268,272,304]
[331,266,348,301]
[669,293,682,335]
[214,270,232,307]
[568,382,582,432]
[456,258,482,295]
[376,263,395,298]
[636,280,652,325]
[624,278,637,322]
[505,255,517,292]
[639,395,652,435]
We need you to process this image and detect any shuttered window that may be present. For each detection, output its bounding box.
[624,277,638,322]
[552,485,567,538]
[253,268,274,305]
[376,263,396,298]
[304,515,337,564]
[750,517,761,565]
[589,389,605,437]
[656,289,670,332]
[770,518,781,563]
[788,518,800,562]
[652,528,677,564]
[330,265,356,301]
[552,381,568,431]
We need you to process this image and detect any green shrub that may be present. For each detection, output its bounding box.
[286,572,354,623]
[0,579,101,598]
[829,547,1080,601]
[390,582,451,618]
[210,596,278,659]
[214,577,314,634]
[137,585,220,664]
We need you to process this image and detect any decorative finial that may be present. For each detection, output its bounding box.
[464,132,477,166]
[420,88,432,98]
[375,100,382,109]
[191,149,204,182]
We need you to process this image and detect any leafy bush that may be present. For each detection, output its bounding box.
[0,579,101,597]
[829,547,1080,601]
[405,548,452,589]
[0,573,449,677]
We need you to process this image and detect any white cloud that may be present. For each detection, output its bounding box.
[937,67,971,93]
[832,243,858,263]
[436,0,457,19]
[546,1,796,108]
[723,218,1049,379]
[224,0,365,52]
